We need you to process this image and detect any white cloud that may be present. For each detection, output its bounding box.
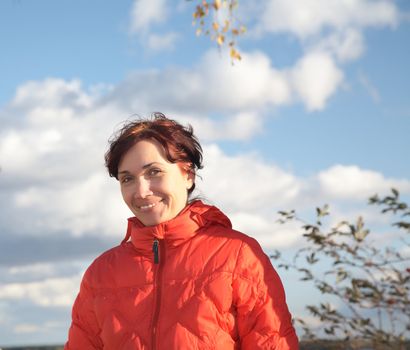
[175,111,264,141]
[1,70,407,246]
[0,274,81,307]
[229,212,302,249]
[129,0,168,34]
[198,144,301,213]
[0,74,278,238]
[358,70,381,103]
[310,28,365,62]
[147,32,179,51]
[112,49,292,114]
[111,48,342,114]
[0,80,125,185]
[124,0,401,112]
[401,245,410,259]
[1,128,63,176]
[223,112,264,140]
[13,172,129,236]
[259,0,398,39]
[11,78,94,111]
[10,320,66,336]
[250,0,400,92]
[2,77,406,243]
[14,323,41,334]
[0,53,345,241]
[3,261,86,285]
[318,165,410,200]
[199,50,292,108]
[129,0,179,55]
[289,51,344,110]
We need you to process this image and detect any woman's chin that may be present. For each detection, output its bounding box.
[133,203,185,226]
[136,210,165,226]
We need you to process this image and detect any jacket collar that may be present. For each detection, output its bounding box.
[122,200,231,254]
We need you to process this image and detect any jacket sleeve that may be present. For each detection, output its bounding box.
[65,271,103,350]
[232,239,299,350]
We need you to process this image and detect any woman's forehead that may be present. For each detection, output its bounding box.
[119,140,170,171]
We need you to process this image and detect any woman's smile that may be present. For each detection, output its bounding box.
[138,202,157,210]
[134,198,163,212]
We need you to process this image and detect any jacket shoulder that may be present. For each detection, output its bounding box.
[82,243,139,288]
[202,222,264,251]
[89,243,128,268]
[217,228,277,285]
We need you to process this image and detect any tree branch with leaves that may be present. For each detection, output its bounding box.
[274,189,410,349]
[189,0,246,61]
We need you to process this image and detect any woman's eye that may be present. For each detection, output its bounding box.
[147,168,162,177]
[121,176,132,184]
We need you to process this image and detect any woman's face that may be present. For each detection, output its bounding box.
[118,139,194,226]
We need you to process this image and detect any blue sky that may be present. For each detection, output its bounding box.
[0,0,410,346]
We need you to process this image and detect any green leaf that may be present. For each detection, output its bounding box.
[336,269,348,283]
[306,252,319,264]
[270,250,281,260]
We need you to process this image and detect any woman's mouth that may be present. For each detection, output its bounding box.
[139,202,156,210]
[137,199,163,211]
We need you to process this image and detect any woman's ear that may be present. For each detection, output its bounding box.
[180,163,195,190]
[186,170,195,190]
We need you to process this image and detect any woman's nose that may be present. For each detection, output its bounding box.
[134,177,153,198]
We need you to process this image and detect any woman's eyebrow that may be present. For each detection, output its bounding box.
[142,162,162,169]
[118,162,162,175]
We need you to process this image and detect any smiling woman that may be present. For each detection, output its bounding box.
[64,113,299,349]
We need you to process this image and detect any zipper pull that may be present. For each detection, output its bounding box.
[153,239,159,264]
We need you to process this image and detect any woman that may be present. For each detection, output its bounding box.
[65,113,299,349]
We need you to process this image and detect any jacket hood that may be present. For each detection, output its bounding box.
[122,200,231,254]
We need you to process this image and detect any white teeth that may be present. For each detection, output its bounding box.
[139,203,156,210]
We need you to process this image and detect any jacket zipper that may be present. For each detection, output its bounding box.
[151,239,165,350]
[153,239,159,264]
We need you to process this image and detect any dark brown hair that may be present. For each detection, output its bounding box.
[105,112,203,195]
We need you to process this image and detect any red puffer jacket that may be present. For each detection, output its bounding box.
[65,201,299,349]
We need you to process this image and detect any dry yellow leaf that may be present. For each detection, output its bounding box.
[230,48,241,60]
[222,20,229,33]
[217,34,225,46]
